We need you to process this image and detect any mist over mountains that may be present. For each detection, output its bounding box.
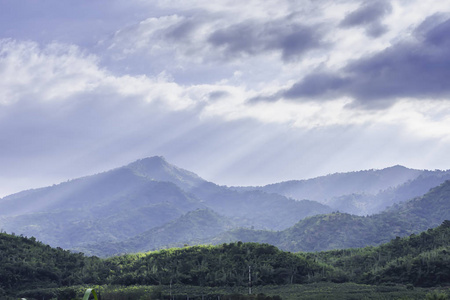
[1,156,449,257]
[238,165,450,215]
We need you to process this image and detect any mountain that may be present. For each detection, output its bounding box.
[324,170,450,215]
[0,157,204,217]
[0,156,332,252]
[0,157,206,248]
[239,166,450,215]
[250,165,422,200]
[210,180,450,252]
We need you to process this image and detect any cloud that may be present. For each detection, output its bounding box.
[280,15,450,108]
[340,0,391,26]
[0,40,104,105]
[283,73,349,100]
[107,7,327,67]
[340,0,392,37]
[0,39,196,110]
[207,19,325,62]
[2,0,450,198]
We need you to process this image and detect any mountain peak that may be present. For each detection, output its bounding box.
[138,156,168,168]
[126,156,205,190]
[131,156,168,166]
[382,165,409,171]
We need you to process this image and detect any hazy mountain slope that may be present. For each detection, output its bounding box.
[212,180,450,252]
[0,163,205,248]
[236,166,450,216]
[192,182,333,230]
[0,156,331,251]
[0,167,148,217]
[325,171,450,215]
[78,209,236,257]
[0,156,204,217]
[252,165,425,203]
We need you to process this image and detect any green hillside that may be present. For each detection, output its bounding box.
[1,221,450,299]
[0,231,101,298]
[311,220,450,287]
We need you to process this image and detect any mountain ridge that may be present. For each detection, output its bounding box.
[0,156,332,252]
[1,156,450,257]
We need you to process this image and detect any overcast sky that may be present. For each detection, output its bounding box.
[1,0,450,197]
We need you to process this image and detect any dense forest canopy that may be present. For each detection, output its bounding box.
[1,221,450,299]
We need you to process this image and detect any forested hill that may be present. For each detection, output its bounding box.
[0,231,324,297]
[0,231,102,297]
[2,221,450,299]
[213,180,450,252]
[311,220,450,287]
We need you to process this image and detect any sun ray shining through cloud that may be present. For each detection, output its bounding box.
[0,0,450,197]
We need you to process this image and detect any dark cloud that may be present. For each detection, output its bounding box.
[273,16,450,108]
[279,26,322,61]
[340,1,392,27]
[165,18,200,41]
[284,73,349,99]
[419,16,450,46]
[207,20,324,61]
[208,22,259,55]
[365,22,389,38]
[340,0,392,37]
[248,93,281,104]
[208,91,230,100]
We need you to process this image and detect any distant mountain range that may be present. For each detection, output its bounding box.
[236,165,450,215]
[0,157,330,254]
[1,156,449,257]
[212,179,450,251]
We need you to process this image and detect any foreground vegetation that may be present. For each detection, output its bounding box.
[1,221,450,299]
[8,283,450,300]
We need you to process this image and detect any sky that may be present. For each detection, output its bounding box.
[1,0,450,197]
